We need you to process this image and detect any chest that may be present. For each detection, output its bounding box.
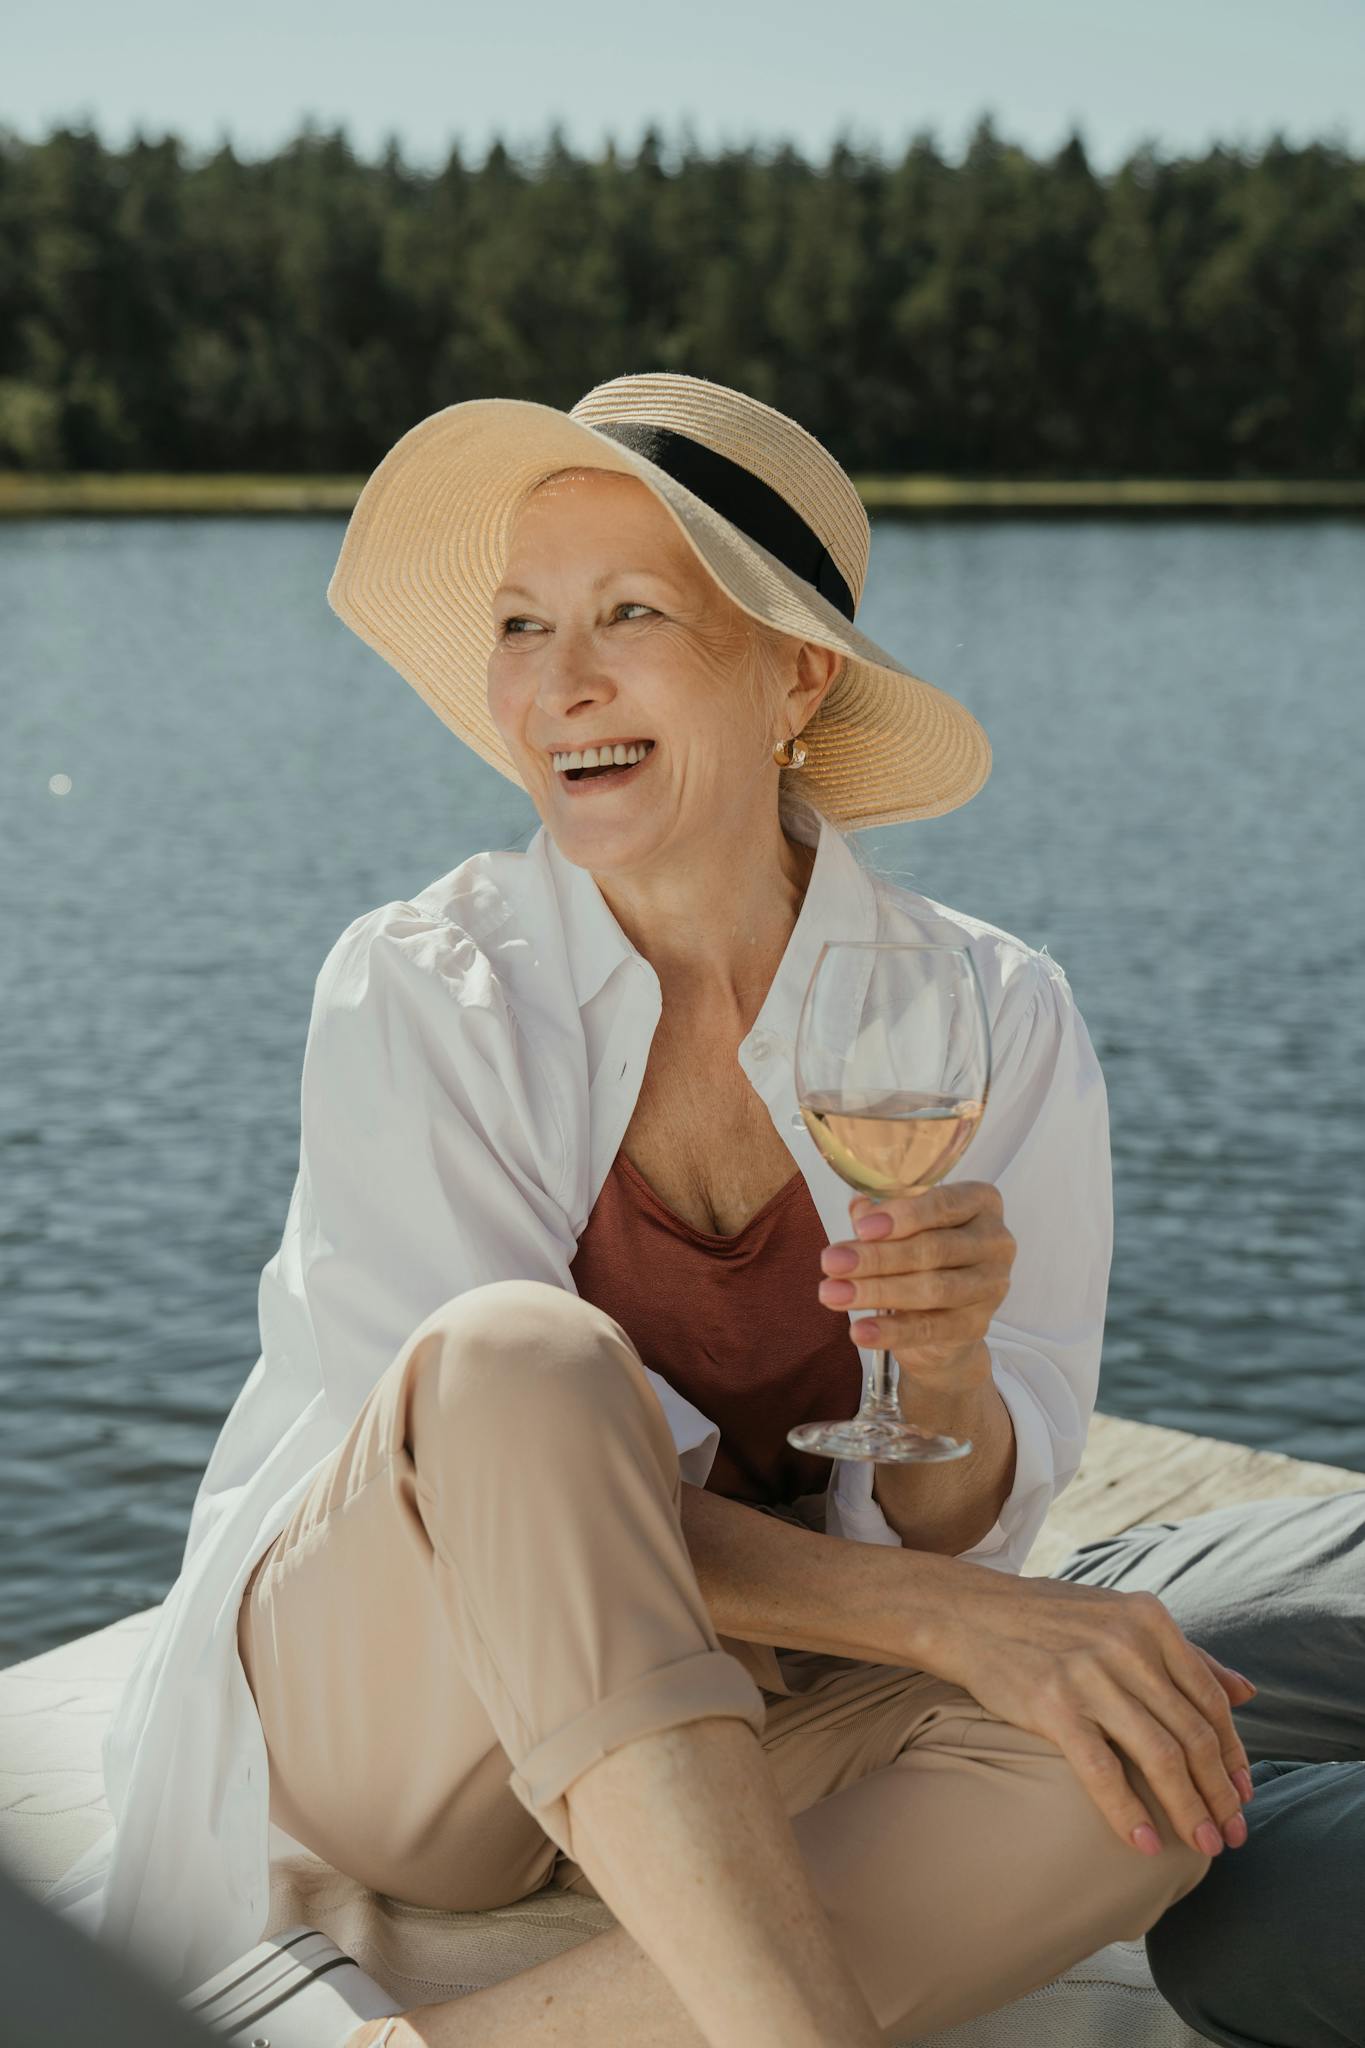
[619,1021,799,1238]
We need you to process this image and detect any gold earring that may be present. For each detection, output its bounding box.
[772,734,808,768]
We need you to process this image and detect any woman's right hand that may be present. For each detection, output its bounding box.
[923,1566,1258,1858]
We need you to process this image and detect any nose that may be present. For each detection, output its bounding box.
[535,623,615,721]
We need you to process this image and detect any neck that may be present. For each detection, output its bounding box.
[594,810,817,1030]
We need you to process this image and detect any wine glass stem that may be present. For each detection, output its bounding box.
[859,1194,904,1421]
[867,1347,902,1420]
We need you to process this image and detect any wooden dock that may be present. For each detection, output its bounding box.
[1024,1410,1363,1577]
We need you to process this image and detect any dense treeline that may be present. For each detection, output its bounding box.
[1,114,1361,478]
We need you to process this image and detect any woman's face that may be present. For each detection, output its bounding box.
[487,467,804,871]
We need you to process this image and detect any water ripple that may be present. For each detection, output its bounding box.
[4,513,1363,1660]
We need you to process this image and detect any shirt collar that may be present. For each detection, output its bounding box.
[532,801,881,1027]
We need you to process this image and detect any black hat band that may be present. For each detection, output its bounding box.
[588,419,857,624]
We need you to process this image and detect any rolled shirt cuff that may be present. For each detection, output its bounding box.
[954,1354,1066,1573]
[645,1366,722,1489]
[823,1350,1073,1567]
[825,1454,904,1546]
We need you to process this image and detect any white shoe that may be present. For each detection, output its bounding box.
[181,1923,406,2047]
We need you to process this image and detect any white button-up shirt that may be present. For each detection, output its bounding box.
[45,798,1111,1998]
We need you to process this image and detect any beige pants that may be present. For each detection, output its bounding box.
[237,1279,1207,2039]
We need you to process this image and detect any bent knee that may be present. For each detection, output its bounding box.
[1118,1756,1214,1921]
[405,1280,653,1438]
[1024,1737,1212,1938]
[413,1278,622,1368]
[1119,1832,1212,1938]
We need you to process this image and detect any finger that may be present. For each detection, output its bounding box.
[853,1180,993,1238]
[1137,1678,1246,1838]
[1086,1670,1229,1857]
[863,1305,992,1350]
[1049,1715,1168,1854]
[824,1261,1010,1316]
[1193,1643,1259,1707]
[1176,1642,1256,1737]
[839,1216,1007,1275]
[1110,1606,1251,1831]
[1157,1644,1255,1817]
[1118,1600,1255,1808]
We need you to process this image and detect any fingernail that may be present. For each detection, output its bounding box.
[1223,1813,1248,1848]
[1233,1768,1254,1803]
[818,1279,856,1305]
[1195,1820,1224,1857]
[1231,1669,1258,1693]
[1130,1825,1162,1856]
[855,1212,891,1238]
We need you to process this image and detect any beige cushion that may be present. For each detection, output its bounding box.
[1,1605,1208,2046]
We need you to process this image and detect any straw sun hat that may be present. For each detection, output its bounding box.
[326,370,992,831]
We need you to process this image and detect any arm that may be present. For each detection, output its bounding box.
[679,1477,962,1665]
[870,1362,1018,1554]
[859,952,1111,1566]
[679,1474,1260,1868]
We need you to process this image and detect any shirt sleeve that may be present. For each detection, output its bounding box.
[823,949,1112,1566]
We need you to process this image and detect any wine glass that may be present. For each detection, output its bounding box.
[787,941,992,1464]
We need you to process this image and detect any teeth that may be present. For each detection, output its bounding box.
[552,741,653,773]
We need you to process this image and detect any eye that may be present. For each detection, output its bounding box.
[497,603,654,639]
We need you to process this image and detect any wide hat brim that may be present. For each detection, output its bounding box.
[326,397,991,831]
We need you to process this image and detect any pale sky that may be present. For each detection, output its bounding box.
[6,0,1362,171]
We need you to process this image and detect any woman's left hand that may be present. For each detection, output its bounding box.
[817,1180,1016,1394]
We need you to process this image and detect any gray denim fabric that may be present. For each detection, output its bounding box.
[1145,1758,1365,2048]
[1051,1489,1365,1765]
[1052,1489,1365,2047]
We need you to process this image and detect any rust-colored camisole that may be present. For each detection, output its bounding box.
[569,1146,864,1510]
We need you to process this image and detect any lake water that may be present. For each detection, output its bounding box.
[3,512,1363,1662]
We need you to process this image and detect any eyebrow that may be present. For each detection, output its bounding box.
[495,569,680,602]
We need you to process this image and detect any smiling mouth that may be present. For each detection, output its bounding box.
[559,741,656,784]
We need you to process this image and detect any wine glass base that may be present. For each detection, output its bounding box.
[787,1417,973,1464]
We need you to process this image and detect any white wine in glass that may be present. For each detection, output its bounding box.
[788,940,993,1464]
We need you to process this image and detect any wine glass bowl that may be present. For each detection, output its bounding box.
[787,941,992,1465]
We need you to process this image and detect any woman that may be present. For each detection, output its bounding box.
[54,372,1266,2047]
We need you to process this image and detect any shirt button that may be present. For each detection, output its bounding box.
[750,1031,774,1058]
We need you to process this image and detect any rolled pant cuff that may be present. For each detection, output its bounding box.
[505,1647,768,1861]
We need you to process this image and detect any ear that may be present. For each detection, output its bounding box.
[792,640,843,726]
